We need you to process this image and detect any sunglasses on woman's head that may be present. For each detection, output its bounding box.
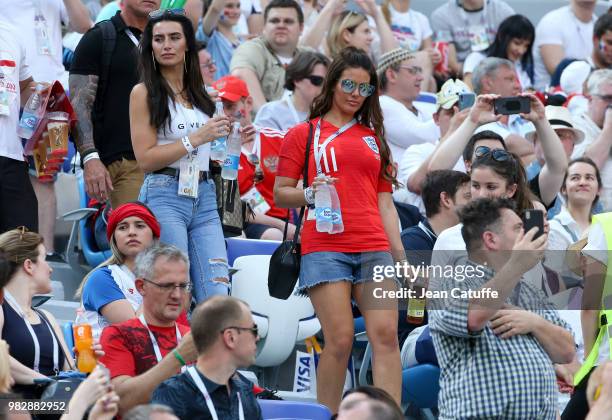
[305,75,324,86]
[340,79,375,97]
[474,146,512,162]
[149,8,186,19]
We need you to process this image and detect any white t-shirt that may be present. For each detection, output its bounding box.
[0,21,32,162]
[394,142,465,214]
[0,0,69,88]
[380,95,440,163]
[532,5,596,91]
[582,222,610,366]
[546,207,589,285]
[384,5,432,52]
[571,113,612,212]
[463,51,532,89]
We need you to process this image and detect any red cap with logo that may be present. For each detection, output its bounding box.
[212,76,250,102]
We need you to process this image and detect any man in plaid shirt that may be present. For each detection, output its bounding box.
[429,198,575,419]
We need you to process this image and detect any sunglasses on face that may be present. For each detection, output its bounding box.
[149,8,186,19]
[340,79,375,97]
[222,324,259,337]
[305,75,324,86]
[474,146,512,162]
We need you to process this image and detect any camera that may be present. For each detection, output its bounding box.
[493,96,530,115]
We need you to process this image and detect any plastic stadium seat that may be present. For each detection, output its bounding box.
[258,400,331,420]
[402,364,440,419]
[231,255,320,367]
[62,321,75,359]
[416,92,437,104]
[77,175,112,267]
[225,237,281,266]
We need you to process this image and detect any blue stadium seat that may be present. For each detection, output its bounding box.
[258,400,332,420]
[225,237,280,267]
[416,92,437,104]
[77,175,112,267]
[402,363,440,418]
[62,321,75,359]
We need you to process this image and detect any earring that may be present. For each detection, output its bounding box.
[151,50,157,71]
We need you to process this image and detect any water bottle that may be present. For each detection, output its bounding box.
[221,122,241,180]
[73,309,96,373]
[17,84,45,139]
[329,184,344,234]
[210,101,227,161]
[315,175,333,233]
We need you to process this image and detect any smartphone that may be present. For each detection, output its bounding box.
[522,209,544,240]
[458,93,476,110]
[494,96,530,115]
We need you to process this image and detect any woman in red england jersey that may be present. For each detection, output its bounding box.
[274,47,404,412]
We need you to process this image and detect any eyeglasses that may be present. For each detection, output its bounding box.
[398,65,423,75]
[200,60,217,70]
[340,79,375,97]
[143,278,192,293]
[305,75,324,86]
[474,146,512,162]
[221,325,259,338]
[149,8,186,19]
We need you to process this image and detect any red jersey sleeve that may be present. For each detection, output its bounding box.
[277,123,308,180]
[99,325,136,379]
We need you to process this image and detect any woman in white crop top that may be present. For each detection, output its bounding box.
[130,8,231,303]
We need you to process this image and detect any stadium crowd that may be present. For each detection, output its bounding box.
[2,0,612,418]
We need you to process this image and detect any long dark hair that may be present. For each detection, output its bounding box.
[485,14,535,85]
[139,11,215,131]
[471,151,537,214]
[309,47,397,185]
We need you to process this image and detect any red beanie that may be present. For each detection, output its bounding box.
[106,203,161,240]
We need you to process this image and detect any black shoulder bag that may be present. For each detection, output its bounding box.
[268,122,313,300]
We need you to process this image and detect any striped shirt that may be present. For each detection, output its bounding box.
[429,261,570,420]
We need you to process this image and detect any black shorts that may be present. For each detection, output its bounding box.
[0,156,38,232]
[244,223,273,239]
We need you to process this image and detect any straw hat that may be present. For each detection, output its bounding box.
[525,106,585,143]
[376,48,415,77]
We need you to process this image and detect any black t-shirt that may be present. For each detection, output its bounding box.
[70,13,141,165]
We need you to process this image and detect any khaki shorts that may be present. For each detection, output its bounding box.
[107,158,144,208]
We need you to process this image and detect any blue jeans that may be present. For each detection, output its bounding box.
[139,173,229,302]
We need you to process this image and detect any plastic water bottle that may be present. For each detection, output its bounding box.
[210,101,227,161]
[73,309,96,373]
[329,184,344,234]
[221,122,241,180]
[17,84,45,139]
[315,175,333,233]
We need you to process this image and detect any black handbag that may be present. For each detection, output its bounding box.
[268,122,313,300]
[211,162,251,237]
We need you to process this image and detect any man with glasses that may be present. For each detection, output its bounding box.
[377,48,440,163]
[571,69,612,211]
[230,0,306,112]
[198,45,218,86]
[152,295,263,420]
[100,244,197,415]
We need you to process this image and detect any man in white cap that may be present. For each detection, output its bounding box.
[524,106,585,218]
[394,79,470,213]
[378,48,440,164]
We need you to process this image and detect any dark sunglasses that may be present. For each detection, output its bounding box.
[340,79,375,97]
[305,75,324,86]
[149,8,186,19]
[474,146,512,162]
[222,325,259,337]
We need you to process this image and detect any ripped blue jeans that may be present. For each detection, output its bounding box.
[139,173,229,302]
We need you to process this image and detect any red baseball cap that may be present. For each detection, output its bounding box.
[212,76,249,102]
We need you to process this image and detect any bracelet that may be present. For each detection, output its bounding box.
[173,349,186,366]
[181,136,195,154]
[304,186,315,205]
[82,151,100,164]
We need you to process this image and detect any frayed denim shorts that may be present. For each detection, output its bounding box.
[298,251,395,294]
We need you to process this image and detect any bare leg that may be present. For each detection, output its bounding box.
[30,176,56,253]
[308,281,355,413]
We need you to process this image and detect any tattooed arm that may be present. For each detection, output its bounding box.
[69,73,113,202]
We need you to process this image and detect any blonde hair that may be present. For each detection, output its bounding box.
[0,229,44,282]
[327,11,368,58]
[0,340,11,393]
[75,235,124,299]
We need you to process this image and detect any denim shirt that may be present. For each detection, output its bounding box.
[152,368,263,420]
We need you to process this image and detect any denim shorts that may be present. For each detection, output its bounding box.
[298,251,395,294]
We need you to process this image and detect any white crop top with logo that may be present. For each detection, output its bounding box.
[157,99,211,171]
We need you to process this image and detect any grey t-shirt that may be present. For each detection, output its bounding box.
[430,0,514,63]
